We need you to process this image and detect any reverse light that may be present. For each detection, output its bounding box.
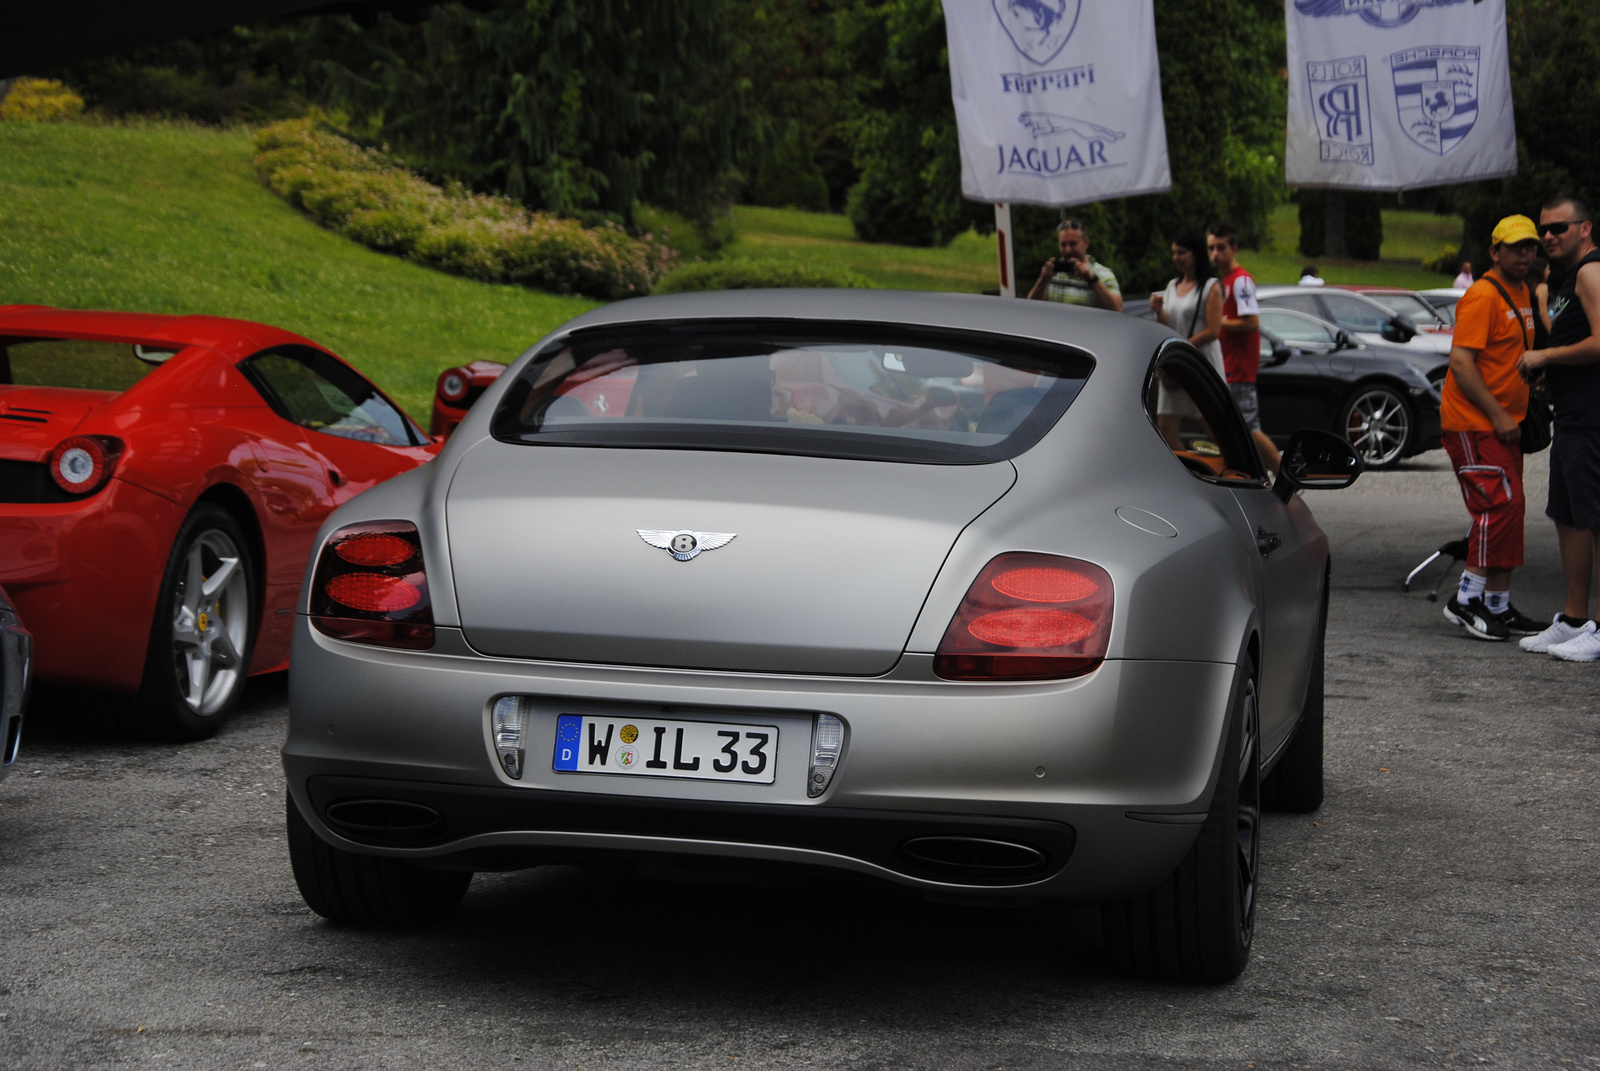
[438,367,471,405]
[47,436,123,495]
[934,553,1113,681]
[492,696,529,779]
[808,714,844,797]
[309,521,434,650]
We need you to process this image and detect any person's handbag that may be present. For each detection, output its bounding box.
[1482,275,1552,454]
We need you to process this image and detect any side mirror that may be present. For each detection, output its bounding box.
[1333,330,1355,351]
[1381,316,1417,343]
[1267,343,1294,367]
[1273,428,1364,501]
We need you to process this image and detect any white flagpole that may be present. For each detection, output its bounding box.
[994,203,1014,298]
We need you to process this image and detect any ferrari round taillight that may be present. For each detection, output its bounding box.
[438,368,470,405]
[310,521,433,650]
[47,436,123,495]
[934,553,1113,681]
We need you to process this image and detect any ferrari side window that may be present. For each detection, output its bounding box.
[242,347,417,446]
[1145,350,1262,484]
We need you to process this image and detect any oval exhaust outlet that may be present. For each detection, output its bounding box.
[899,836,1049,883]
[325,799,445,843]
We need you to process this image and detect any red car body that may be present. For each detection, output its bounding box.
[0,306,438,698]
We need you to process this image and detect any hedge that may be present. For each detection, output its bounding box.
[252,119,673,300]
[655,259,873,294]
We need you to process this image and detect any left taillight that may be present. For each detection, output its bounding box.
[309,521,434,650]
[437,367,471,405]
[47,436,123,495]
[934,553,1113,681]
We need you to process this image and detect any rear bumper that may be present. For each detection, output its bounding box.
[284,622,1240,902]
[0,479,181,691]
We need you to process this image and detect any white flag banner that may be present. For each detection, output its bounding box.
[942,0,1171,207]
[1286,0,1517,191]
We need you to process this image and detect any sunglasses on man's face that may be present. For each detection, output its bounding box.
[1538,220,1583,237]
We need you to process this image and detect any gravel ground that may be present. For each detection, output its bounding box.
[1,451,1596,1070]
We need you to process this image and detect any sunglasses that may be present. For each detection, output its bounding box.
[1538,220,1585,236]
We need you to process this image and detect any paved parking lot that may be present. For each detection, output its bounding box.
[2,453,1596,1070]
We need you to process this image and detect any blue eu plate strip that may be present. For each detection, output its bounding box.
[552,714,583,771]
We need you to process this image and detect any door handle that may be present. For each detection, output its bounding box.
[1256,527,1281,556]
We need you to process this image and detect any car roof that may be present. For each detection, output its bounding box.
[1256,285,1397,310]
[523,289,1177,395]
[1327,284,1410,293]
[0,305,317,358]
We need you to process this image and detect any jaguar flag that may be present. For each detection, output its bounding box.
[1286,0,1516,190]
[942,0,1171,207]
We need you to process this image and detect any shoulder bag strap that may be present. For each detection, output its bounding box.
[1481,275,1529,351]
[1186,278,1214,339]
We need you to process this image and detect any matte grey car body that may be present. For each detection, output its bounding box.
[283,291,1350,981]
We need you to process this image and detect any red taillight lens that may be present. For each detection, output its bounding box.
[437,367,470,404]
[47,435,124,495]
[934,553,1112,681]
[333,532,416,568]
[310,521,433,650]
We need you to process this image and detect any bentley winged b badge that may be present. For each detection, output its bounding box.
[637,529,737,562]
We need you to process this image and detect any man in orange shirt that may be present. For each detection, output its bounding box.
[1440,215,1541,640]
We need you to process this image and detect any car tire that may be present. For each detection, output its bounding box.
[1262,591,1326,813]
[1338,384,1412,468]
[286,793,472,926]
[1102,655,1261,983]
[129,504,257,741]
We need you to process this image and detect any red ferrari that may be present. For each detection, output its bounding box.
[0,306,439,739]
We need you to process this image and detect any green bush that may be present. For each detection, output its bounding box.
[633,204,733,262]
[655,259,873,293]
[0,78,86,121]
[252,118,674,300]
[750,124,830,213]
[1422,245,1462,275]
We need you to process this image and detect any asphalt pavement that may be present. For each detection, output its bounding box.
[2,451,1597,1070]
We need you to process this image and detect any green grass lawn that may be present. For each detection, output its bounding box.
[727,202,1461,294]
[0,119,597,417]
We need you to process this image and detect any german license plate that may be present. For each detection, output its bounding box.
[552,714,778,784]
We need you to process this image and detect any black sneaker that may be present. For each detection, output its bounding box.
[1496,604,1545,636]
[1444,595,1510,640]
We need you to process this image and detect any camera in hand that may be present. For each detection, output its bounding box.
[1052,256,1082,275]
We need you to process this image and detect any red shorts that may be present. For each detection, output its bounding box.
[1443,430,1525,570]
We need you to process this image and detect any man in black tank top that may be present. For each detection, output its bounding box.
[1518,194,1600,660]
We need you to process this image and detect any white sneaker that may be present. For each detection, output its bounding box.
[1520,614,1588,653]
[1548,621,1600,662]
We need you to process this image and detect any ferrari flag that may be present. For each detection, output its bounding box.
[1286,0,1517,190]
[941,0,1171,208]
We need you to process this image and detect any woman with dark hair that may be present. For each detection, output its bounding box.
[1150,230,1225,446]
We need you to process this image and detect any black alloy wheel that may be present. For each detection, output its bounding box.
[1103,655,1261,982]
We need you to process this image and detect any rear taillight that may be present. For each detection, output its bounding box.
[47,436,123,495]
[437,367,470,405]
[310,521,434,650]
[934,553,1112,681]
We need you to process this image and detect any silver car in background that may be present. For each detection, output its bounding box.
[283,291,1360,982]
[0,584,31,783]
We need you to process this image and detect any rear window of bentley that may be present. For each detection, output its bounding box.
[490,322,1094,464]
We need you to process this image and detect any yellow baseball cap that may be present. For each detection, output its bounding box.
[1491,214,1539,246]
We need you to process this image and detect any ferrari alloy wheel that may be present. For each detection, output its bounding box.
[1339,385,1411,468]
[286,793,472,926]
[1102,656,1261,983]
[133,505,256,741]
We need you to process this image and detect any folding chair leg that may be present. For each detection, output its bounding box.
[1404,551,1442,592]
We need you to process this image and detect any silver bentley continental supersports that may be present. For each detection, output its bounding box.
[282,291,1361,982]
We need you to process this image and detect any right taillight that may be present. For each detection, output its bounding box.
[934,553,1113,681]
[437,367,470,405]
[309,521,434,650]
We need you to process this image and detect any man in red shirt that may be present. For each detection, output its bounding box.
[1439,214,1541,641]
[1207,223,1281,470]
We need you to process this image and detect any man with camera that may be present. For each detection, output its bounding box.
[1027,218,1122,312]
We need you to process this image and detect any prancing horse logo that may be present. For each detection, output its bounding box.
[992,0,1081,66]
[637,530,737,562]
